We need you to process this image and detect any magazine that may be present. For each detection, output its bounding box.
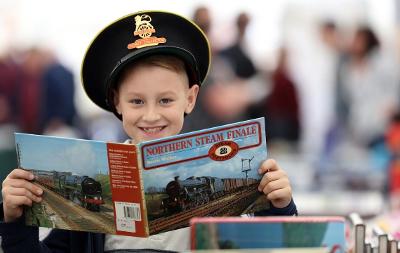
[190,216,346,253]
[16,118,269,237]
[190,249,329,253]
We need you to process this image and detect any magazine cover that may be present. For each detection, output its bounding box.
[16,117,269,237]
[190,216,346,253]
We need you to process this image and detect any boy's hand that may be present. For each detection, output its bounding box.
[258,159,292,209]
[2,169,43,222]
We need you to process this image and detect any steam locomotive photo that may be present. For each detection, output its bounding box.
[161,176,258,213]
[32,170,104,211]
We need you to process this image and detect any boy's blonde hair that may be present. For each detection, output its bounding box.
[114,54,189,91]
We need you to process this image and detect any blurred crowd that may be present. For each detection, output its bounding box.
[184,6,400,170]
[184,5,400,207]
[0,48,77,137]
[1,4,400,211]
[0,48,127,145]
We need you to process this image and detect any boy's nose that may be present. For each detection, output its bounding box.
[142,105,161,122]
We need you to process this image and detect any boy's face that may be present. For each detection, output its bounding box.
[114,64,199,143]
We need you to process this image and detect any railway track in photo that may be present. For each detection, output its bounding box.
[36,183,116,234]
[149,185,260,234]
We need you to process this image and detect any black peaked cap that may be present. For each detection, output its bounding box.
[81,10,211,116]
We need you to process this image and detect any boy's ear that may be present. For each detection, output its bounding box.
[113,91,122,115]
[185,84,200,114]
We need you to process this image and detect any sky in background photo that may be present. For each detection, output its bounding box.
[15,133,109,177]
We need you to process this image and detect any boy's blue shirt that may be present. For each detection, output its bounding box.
[0,200,297,253]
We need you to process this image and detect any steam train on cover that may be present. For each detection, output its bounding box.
[161,176,258,213]
[32,170,104,211]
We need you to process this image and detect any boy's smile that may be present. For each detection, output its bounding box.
[138,126,167,138]
[114,63,199,144]
[140,126,165,133]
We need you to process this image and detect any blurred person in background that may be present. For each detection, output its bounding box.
[0,53,20,138]
[192,6,211,42]
[314,21,345,164]
[315,25,399,191]
[4,47,80,137]
[219,12,257,80]
[39,49,80,138]
[286,19,343,159]
[184,10,267,132]
[9,47,81,138]
[16,48,46,134]
[319,21,342,52]
[0,54,19,128]
[249,47,301,147]
[0,53,20,190]
[336,26,400,149]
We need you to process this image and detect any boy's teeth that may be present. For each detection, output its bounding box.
[143,127,163,133]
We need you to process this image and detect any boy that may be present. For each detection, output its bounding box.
[0,10,297,253]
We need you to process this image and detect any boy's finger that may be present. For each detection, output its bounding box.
[6,187,42,203]
[7,169,34,181]
[258,159,279,174]
[258,173,272,190]
[266,187,291,201]
[6,195,34,208]
[6,178,43,196]
[258,170,283,187]
[258,171,288,192]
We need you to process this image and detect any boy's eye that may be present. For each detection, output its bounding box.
[160,98,173,104]
[130,99,144,105]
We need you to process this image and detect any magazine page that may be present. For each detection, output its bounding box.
[15,134,148,237]
[15,117,268,237]
[139,117,269,235]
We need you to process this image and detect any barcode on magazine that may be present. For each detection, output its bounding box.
[124,205,140,219]
[114,202,141,233]
[115,202,141,221]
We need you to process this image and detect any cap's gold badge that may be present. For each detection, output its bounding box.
[127,14,167,49]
